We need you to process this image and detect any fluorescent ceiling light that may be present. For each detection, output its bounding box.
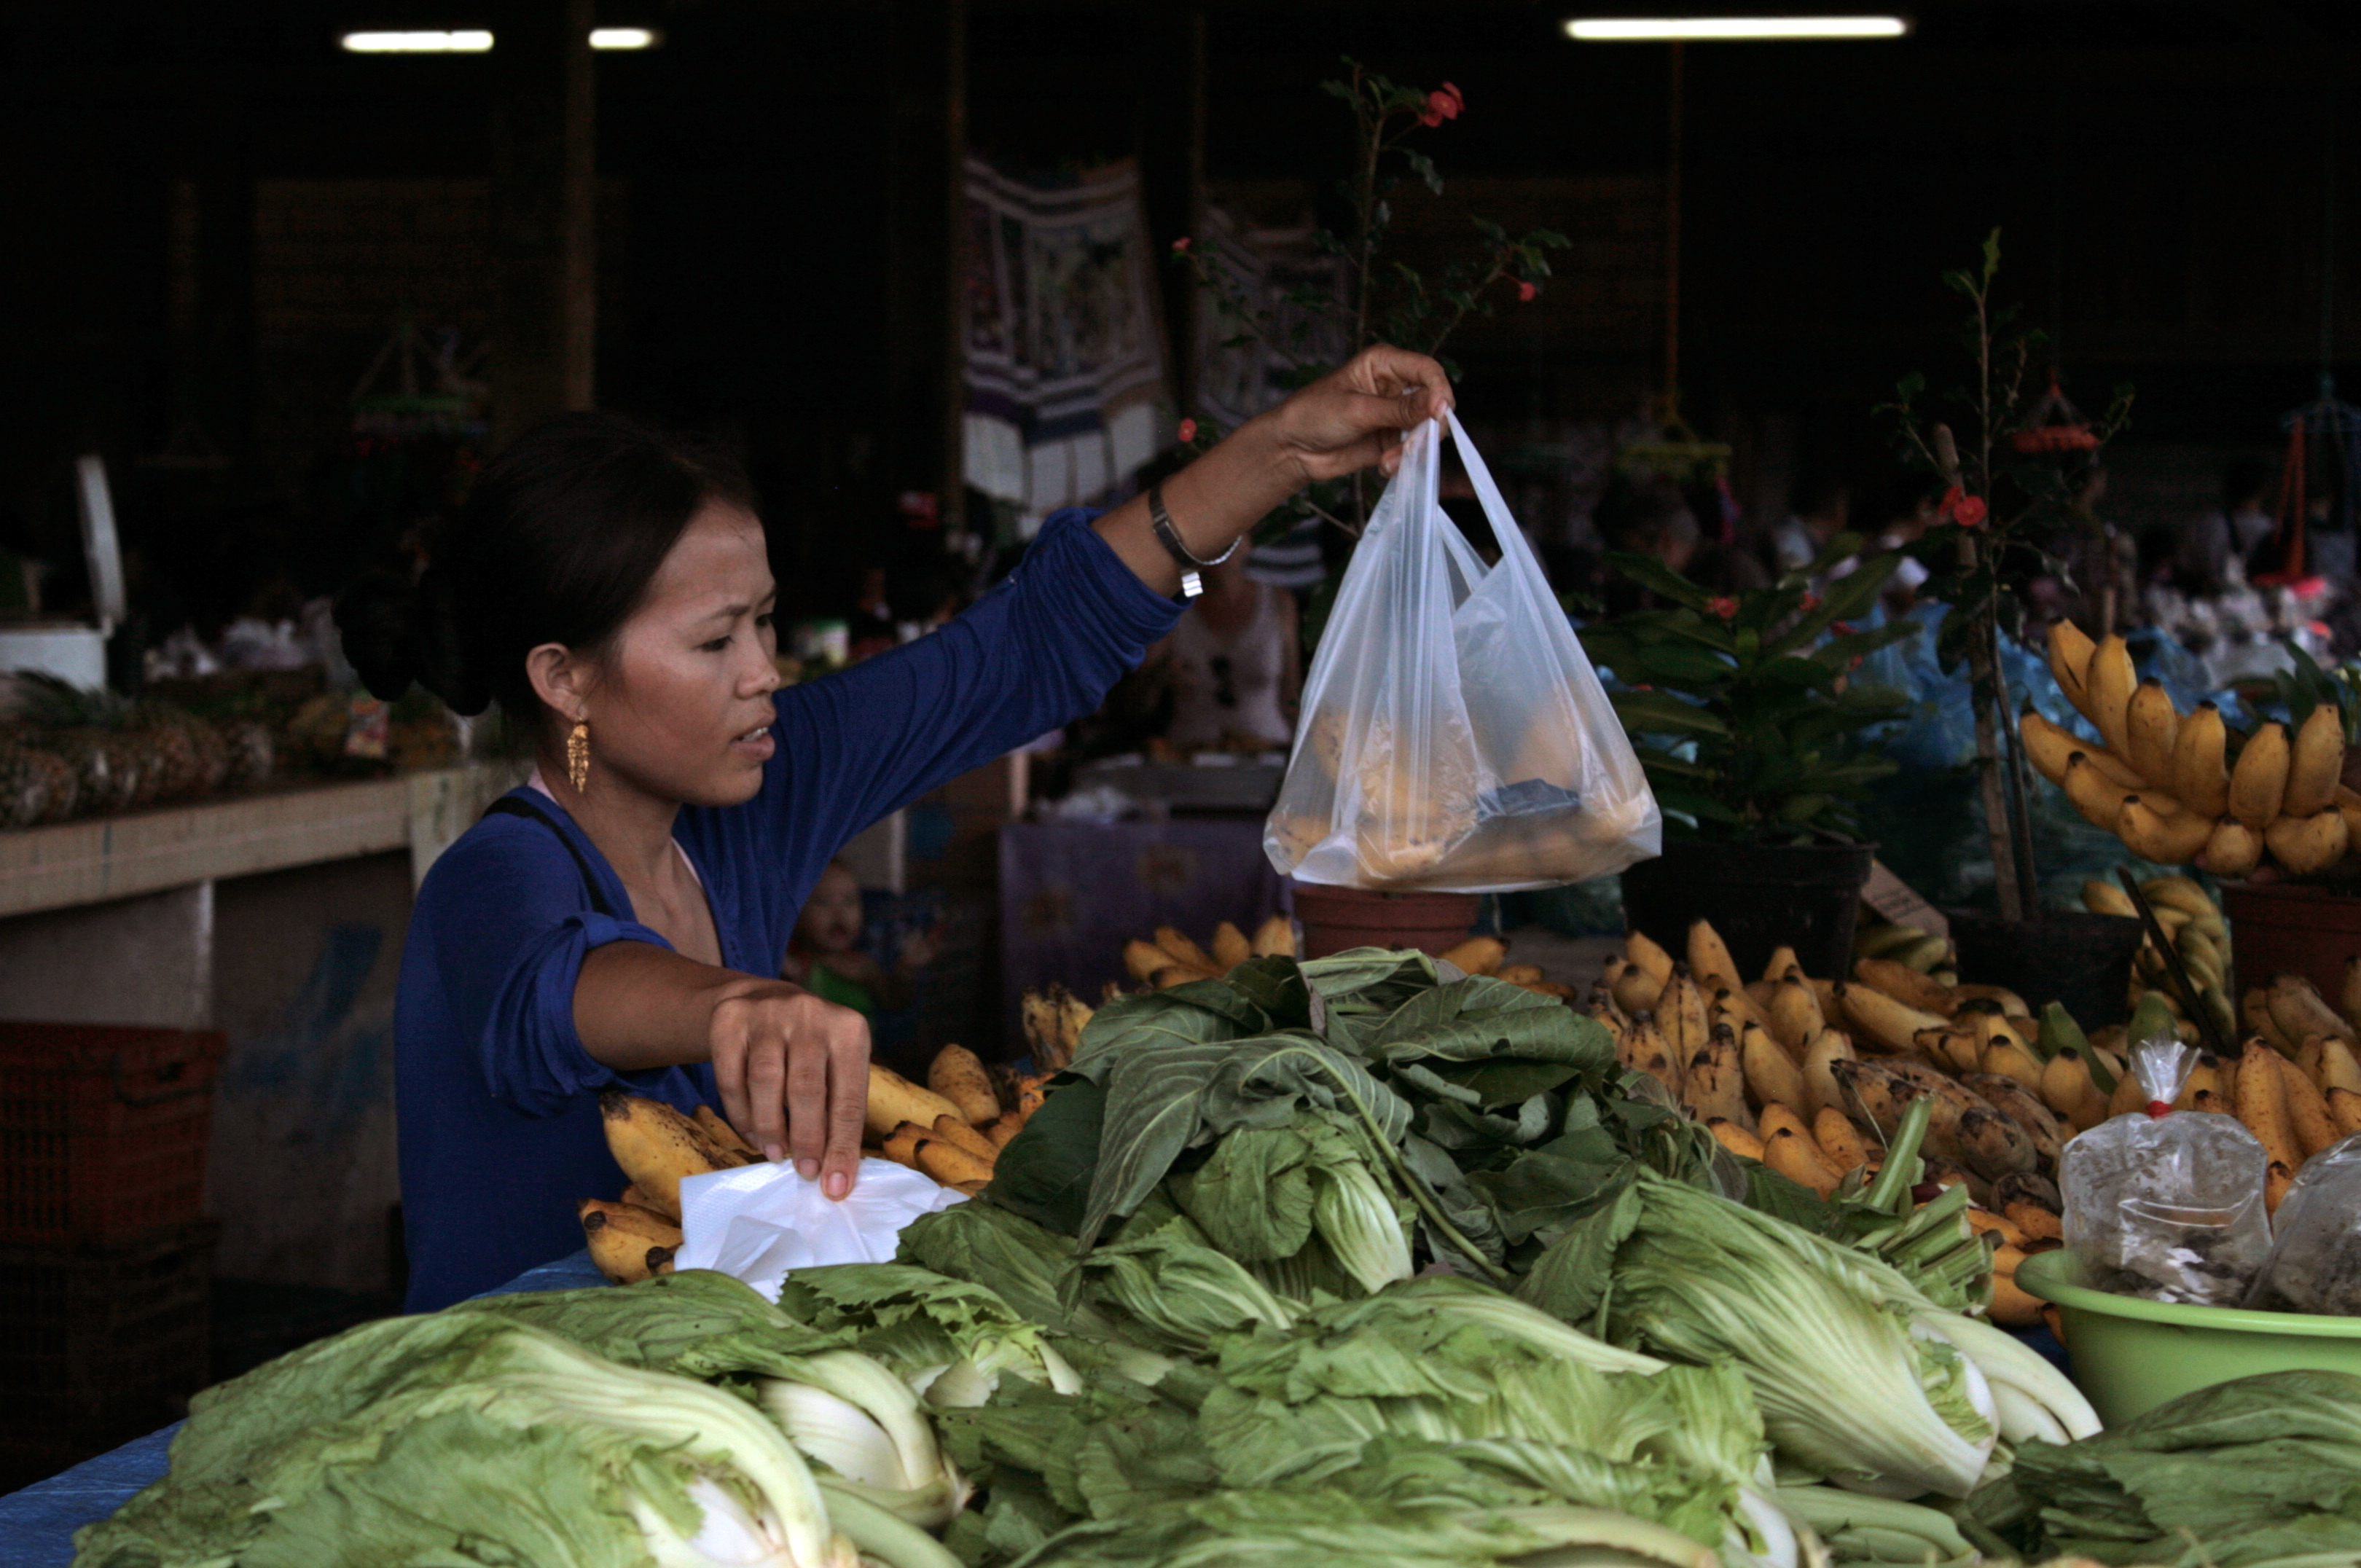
[590,27,657,48]
[1565,16,1908,39]
[340,29,493,52]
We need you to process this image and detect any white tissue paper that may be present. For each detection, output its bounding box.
[674,1157,967,1300]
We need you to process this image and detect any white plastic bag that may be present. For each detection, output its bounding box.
[674,1157,966,1301]
[1266,414,1659,892]
[2059,1038,2271,1306]
[2247,1132,2361,1314]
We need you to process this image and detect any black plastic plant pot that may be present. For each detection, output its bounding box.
[1618,838,1876,983]
[1946,909,2147,1030]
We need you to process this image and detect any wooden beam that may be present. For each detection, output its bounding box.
[882,0,968,535]
[490,0,596,444]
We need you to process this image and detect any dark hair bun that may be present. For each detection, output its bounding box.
[334,565,491,716]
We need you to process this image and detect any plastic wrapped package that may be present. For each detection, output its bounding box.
[2247,1134,2361,1314]
[1265,414,1659,892]
[2060,1038,2272,1306]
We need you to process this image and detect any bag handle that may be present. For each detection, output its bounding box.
[1441,410,1549,584]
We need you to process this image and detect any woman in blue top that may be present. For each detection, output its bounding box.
[337,347,1454,1309]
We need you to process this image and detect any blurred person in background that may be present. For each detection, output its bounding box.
[1147,535,1300,750]
[2175,458,2274,592]
[1768,474,1849,575]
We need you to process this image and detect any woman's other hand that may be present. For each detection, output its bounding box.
[1269,345,1456,484]
[708,980,871,1193]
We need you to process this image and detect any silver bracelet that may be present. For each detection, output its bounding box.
[1148,482,1239,600]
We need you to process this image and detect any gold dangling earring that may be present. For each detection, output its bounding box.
[566,720,591,791]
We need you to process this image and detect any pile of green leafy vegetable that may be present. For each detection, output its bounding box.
[984,947,1733,1292]
[1970,1369,2361,1566]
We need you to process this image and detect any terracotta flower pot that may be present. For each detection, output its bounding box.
[1290,882,1481,960]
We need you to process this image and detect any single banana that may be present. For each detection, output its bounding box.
[1895,933,1956,973]
[1855,922,1927,960]
[2265,806,2349,877]
[1837,979,1951,1054]
[1767,976,1825,1057]
[2228,721,2291,831]
[1855,955,1956,1015]
[2138,874,2217,920]
[1680,1021,1751,1128]
[1686,918,1743,992]
[2247,986,2299,1057]
[1740,1020,1808,1110]
[2062,753,2132,830]
[2344,954,2361,1035]
[2170,702,2231,819]
[2083,879,2138,918]
[2339,785,2361,850]
[1625,929,1676,985]
[2019,705,2083,786]
[581,1198,685,1285]
[2048,619,2100,721]
[2086,633,2139,756]
[2285,702,2346,818]
[2125,679,2182,786]
[2268,972,2358,1048]
[1799,1027,1856,1119]
[2204,815,2263,878]
[1761,943,1804,984]
[1964,1073,2066,1168]
[600,1090,730,1214]
[2118,795,2215,865]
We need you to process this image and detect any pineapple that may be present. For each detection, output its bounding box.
[217,716,273,786]
[0,738,76,828]
[15,675,153,813]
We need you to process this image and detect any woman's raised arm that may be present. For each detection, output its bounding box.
[1092,346,1454,594]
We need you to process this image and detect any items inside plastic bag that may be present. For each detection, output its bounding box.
[1265,414,1660,893]
[2060,1038,2272,1306]
[2247,1132,2361,1314]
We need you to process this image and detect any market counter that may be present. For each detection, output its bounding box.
[0,1250,607,1567]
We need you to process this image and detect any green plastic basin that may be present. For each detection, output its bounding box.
[2016,1249,2361,1426]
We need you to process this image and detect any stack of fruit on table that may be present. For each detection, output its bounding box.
[88,919,2361,1568]
[2023,617,2359,876]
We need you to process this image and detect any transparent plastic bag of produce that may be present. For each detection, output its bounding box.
[1265,414,1659,892]
[2247,1133,2361,1314]
[2060,1038,2271,1306]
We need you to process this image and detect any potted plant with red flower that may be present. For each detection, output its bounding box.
[1574,543,1915,977]
[1881,230,2139,1006]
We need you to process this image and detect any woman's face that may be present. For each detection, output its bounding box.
[579,501,780,808]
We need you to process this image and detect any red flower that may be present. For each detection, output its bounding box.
[1800,593,1821,612]
[1515,280,1537,303]
[1954,494,1988,526]
[1176,418,1197,444]
[1706,595,1739,620]
[1171,236,1191,253]
[1419,83,1463,128]
[1832,621,1855,636]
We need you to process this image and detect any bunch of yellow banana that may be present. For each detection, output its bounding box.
[1121,916,1297,991]
[1589,916,2075,1322]
[2166,984,2361,1212]
[2080,873,2236,1040]
[2023,619,2358,876]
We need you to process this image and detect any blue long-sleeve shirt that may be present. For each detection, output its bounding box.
[396,510,1178,1309]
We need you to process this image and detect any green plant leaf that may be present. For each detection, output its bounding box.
[1608,690,1729,737]
[1602,550,1711,612]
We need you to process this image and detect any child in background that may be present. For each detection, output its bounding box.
[784,859,933,1016]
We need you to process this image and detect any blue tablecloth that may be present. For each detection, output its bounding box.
[0,1250,608,1568]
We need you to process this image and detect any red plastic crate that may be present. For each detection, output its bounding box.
[0,1022,227,1244]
